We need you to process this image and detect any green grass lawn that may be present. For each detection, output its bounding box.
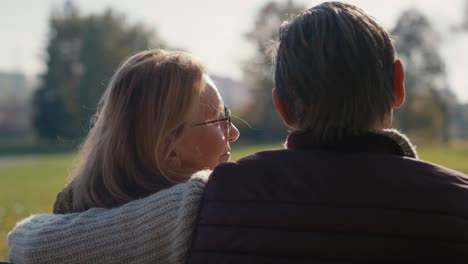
[417,145,468,173]
[0,143,467,261]
[0,154,76,260]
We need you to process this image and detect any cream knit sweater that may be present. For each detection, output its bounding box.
[8,170,210,264]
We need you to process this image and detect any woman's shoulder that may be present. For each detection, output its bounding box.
[50,170,210,216]
[190,169,211,184]
[8,170,213,264]
[52,185,74,214]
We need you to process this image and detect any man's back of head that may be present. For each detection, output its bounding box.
[189,2,468,263]
[274,1,398,142]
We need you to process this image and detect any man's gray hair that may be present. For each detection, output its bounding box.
[275,1,396,142]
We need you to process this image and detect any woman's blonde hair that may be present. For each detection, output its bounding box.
[69,49,206,211]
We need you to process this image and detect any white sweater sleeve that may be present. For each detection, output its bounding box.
[7,171,209,264]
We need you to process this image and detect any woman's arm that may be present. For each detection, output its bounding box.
[8,171,209,264]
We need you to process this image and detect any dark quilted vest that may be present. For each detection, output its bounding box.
[187,132,468,263]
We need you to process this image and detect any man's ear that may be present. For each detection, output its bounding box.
[393,59,405,109]
[272,89,295,128]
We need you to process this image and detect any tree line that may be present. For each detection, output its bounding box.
[238,0,468,143]
[33,2,165,141]
[31,0,468,144]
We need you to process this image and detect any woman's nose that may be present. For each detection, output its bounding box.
[227,124,240,142]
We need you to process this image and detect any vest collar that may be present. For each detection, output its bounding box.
[285,129,418,159]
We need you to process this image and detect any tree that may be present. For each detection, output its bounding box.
[392,9,451,143]
[240,0,304,141]
[457,0,468,31]
[33,1,165,140]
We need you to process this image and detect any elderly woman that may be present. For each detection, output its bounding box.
[8,49,239,263]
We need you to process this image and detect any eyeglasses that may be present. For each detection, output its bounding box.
[192,105,232,135]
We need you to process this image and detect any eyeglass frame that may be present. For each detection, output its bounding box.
[192,105,232,134]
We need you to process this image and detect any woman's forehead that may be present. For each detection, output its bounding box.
[201,76,223,112]
[204,75,217,90]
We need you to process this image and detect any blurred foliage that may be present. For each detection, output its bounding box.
[33,1,165,140]
[457,104,468,139]
[391,9,452,144]
[30,0,468,143]
[239,0,303,141]
[0,141,76,156]
[461,0,468,31]
[241,1,468,143]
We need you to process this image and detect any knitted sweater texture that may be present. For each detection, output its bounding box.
[7,170,209,264]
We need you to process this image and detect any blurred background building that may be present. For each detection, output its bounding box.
[0,72,34,140]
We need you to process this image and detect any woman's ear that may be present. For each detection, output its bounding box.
[272,89,295,128]
[163,133,183,169]
[167,148,181,169]
[393,59,406,109]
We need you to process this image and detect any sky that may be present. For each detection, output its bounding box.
[1,0,468,102]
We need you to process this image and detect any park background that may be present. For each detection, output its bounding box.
[1,0,468,260]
